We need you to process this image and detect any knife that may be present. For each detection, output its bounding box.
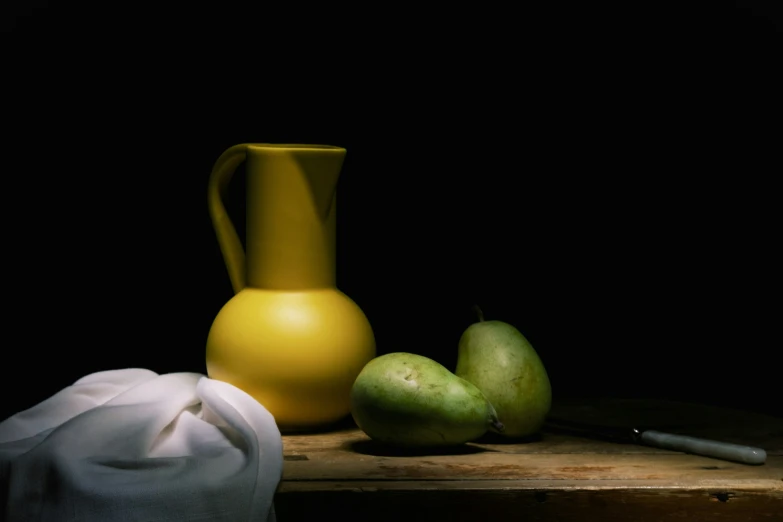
[545,416,767,465]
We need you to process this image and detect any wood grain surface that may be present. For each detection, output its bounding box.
[275,399,783,521]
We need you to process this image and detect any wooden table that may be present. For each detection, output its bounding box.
[276,399,783,521]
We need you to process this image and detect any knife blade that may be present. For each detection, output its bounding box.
[545,416,767,465]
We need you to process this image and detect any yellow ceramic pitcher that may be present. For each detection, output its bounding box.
[206,144,376,432]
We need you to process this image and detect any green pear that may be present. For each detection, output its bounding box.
[455,306,552,438]
[350,352,504,447]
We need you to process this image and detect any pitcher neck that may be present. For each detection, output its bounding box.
[243,145,341,291]
[245,213,337,290]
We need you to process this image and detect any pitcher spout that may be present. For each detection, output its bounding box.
[293,146,344,221]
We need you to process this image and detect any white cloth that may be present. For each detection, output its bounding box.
[0,369,283,521]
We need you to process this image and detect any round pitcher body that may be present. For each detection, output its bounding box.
[206,288,376,431]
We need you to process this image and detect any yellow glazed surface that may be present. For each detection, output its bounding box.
[206,144,376,431]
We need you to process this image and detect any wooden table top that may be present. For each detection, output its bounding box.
[275,399,783,521]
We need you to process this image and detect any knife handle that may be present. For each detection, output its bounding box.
[639,430,767,465]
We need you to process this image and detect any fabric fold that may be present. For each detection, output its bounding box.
[0,369,283,522]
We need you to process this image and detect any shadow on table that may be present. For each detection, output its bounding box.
[473,432,543,444]
[347,439,499,457]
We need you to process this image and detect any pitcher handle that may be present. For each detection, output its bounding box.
[208,144,248,294]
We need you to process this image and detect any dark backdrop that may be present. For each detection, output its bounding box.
[2,2,781,423]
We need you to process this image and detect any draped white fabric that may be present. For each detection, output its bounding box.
[0,369,283,521]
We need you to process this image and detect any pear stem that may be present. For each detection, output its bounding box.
[473,305,485,322]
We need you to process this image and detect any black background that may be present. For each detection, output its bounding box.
[2,1,781,423]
